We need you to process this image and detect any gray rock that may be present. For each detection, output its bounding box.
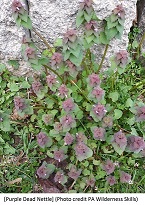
[0,0,137,74]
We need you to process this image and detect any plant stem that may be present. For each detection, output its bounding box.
[97,44,109,74]
[32,27,54,54]
[130,79,145,91]
[136,32,145,58]
[44,64,64,83]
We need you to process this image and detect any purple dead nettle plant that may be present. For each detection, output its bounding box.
[57,84,69,99]
[127,136,145,153]
[102,159,115,175]
[106,175,117,186]
[62,98,76,113]
[46,74,60,91]
[76,132,88,143]
[135,105,145,122]
[25,47,36,61]
[64,132,74,145]
[91,127,106,141]
[113,4,125,20]
[68,165,82,180]
[63,29,77,44]
[32,81,42,94]
[36,161,55,179]
[120,171,132,183]
[66,60,81,78]
[42,114,54,125]
[14,96,26,111]
[112,131,127,148]
[85,20,97,31]
[51,52,63,69]
[86,175,96,187]
[36,132,52,148]
[12,0,26,16]
[74,142,92,161]
[91,103,107,121]
[115,50,128,68]
[89,87,105,102]
[54,170,67,185]
[60,114,76,132]
[54,149,67,162]
[54,122,63,133]
[87,73,101,88]
[80,0,93,13]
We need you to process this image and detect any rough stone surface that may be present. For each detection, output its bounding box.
[0,0,137,74]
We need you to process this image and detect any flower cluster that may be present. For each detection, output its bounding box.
[120,171,131,183]
[66,60,81,78]
[25,47,36,61]
[85,20,97,31]
[80,0,93,13]
[62,98,75,113]
[89,87,105,102]
[135,105,145,122]
[12,0,25,15]
[58,84,69,99]
[36,132,52,148]
[54,149,66,162]
[60,114,76,132]
[102,116,113,128]
[68,165,81,180]
[32,81,42,94]
[106,175,116,186]
[51,52,63,69]
[42,114,53,125]
[54,170,67,185]
[92,103,107,121]
[14,96,26,112]
[115,50,128,68]
[102,159,115,175]
[36,161,55,179]
[46,74,59,91]
[86,176,96,187]
[74,142,91,161]
[63,29,77,44]
[87,73,101,88]
[64,132,74,145]
[113,5,125,20]
[112,131,127,148]
[127,136,145,153]
[91,127,106,141]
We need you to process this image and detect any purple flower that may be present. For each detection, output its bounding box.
[25,47,36,60]
[60,115,76,131]
[91,87,105,101]
[22,35,31,45]
[58,84,69,99]
[113,131,127,148]
[37,163,48,179]
[51,52,63,68]
[85,21,97,31]
[54,149,66,162]
[92,127,106,141]
[135,106,145,122]
[115,50,128,67]
[75,143,89,157]
[102,116,113,128]
[86,176,96,187]
[76,132,87,143]
[113,5,125,20]
[80,0,93,13]
[32,81,42,94]
[14,96,26,111]
[64,132,74,145]
[68,165,81,180]
[54,170,66,184]
[46,74,58,89]
[92,103,107,120]
[120,171,131,183]
[66,60,79,77]
[36,162,54,179]
[127,136,145,153]
[36,132,51,148]
[88,73,101,87]
[102,160,115,175]
[62,98,75,112]
[106,175,116,186]
[12,0,25,14]
[63,29,77,44]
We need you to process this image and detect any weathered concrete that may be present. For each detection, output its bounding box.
[0,0,138,74]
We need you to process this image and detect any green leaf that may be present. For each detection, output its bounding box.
[106,27,118,40]
[126,98,133,107]
[76,11,84,27]
[85,35,94,44]
[84,11,93,22]
[99,32,109,44]
[63,50,70,61]
[112,142,126,155]
[8,82,19,92]
[76,110,83,119]
[114,109,123,119]
[109,91,119,102]
[8,60,20,69]
[54,38,63,47]
[20,13,28,22]
[131,127,139,136]
[21,17,32,29]
[20,81,31,89]
[116,24,124,34]
[93,160,100,165]
[69,53,83,66]
[4,143,15,155]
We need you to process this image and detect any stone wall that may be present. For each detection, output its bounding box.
[0,0,138,75]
